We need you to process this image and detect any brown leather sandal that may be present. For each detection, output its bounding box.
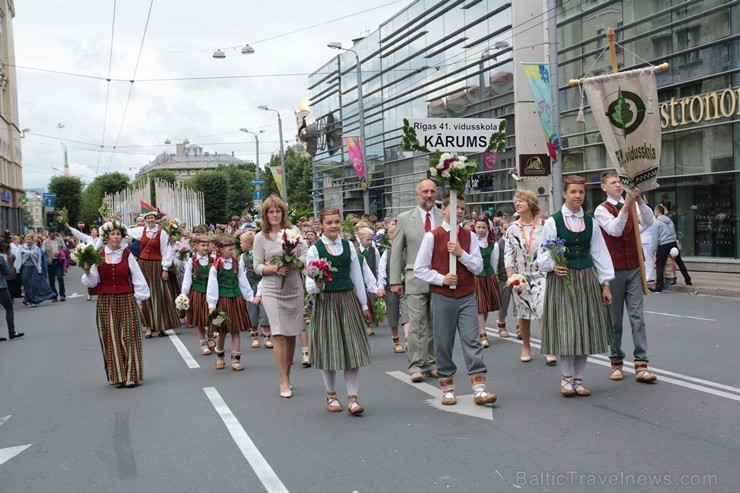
[326,391,343,412]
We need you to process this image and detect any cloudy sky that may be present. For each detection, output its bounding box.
[13,0,412,189]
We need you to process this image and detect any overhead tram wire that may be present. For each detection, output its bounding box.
[105,0,155,174]
[96,0,117,176]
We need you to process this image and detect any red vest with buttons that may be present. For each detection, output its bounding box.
[429,226,476,298]
[97,249,134,294]
[139,229,163,261]
[600,201,640,270]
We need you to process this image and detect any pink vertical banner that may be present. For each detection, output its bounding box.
[484,152,498,171]
[343,136,367,190]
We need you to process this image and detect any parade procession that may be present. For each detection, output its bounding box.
[2,1,738,491]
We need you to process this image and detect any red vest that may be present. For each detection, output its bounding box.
[429,226,476,298]
[97,250,134,295]
[139,229,163,261]
[600,201,640,270]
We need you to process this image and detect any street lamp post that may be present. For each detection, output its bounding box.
[257,106,288,204]
[239,128,264,180]
[327,41,369,215]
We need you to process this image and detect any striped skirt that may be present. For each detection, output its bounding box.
[215,296,252,334]
[186,290,209,328]
[96,293,143,385]
[309,290,371,370]
[475,274,503,313]
[540,267,613,356]
[139,259,181,331]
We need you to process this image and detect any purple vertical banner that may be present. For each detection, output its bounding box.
[484,152,498,171]
[343,136,367,190]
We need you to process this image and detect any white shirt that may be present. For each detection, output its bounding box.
[181,254,210,296]
[594,197,654,238]
[127,225,174,269]
[81,246,151,302]
[413,222,483,286]
[537,205,615,284]
[237,255,264,296]
[205,257,254,308]
[476,236,499,276]
[69,226,103,249]
[377,250,389,288]
[360,255,379,294]
[419,206,436,231]
[305,235,369,310]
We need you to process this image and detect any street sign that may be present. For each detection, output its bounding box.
[310,177,324,183]
[312,190,323,197]
[44,197,56,207]
[19,196,28,204]
[77,221,86,229]
[42,192,57,199]
[249,180,264,185]
[254,199,263,208]
[254,190,264,200]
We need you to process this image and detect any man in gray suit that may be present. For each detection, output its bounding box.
[390,179,445,382]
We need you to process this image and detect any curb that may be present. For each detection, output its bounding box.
[664,285,740,299]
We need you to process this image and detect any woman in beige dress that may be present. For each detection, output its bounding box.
[253,195,307,398]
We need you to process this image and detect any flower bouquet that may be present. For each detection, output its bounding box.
[543,238,575,298]
[304,293,314,324]
[372,296,387,327]
[55,207,69,228]
[98,198,112,221]
[270,228,304,287]
[71,244,103,273]
[165,218,186,243]
[175,293,190,311]
[506,273,527,296]
[429,152,478,194]
[305,259,337,300]
[208,310,230,330]
[173,237,192,262]
[373,229,391,254]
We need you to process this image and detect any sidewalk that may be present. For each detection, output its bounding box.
[658,270,740,298]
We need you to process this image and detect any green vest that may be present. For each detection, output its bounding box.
[218,263,242,298]
[191,259,209,294]
[552,211,594,270]
[314,239,354,292]
[478,242,495,277]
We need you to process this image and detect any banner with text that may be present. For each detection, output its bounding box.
[582,67,661,192]
[522,63,560,159]
[343,136,367,190]
[407,118,504,152]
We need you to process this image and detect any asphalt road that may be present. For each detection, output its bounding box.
[1,270,738,492]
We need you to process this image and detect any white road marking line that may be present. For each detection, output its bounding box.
[203,387,289,493]
[387,371,493,420]
[0,415,10,428]
[644,311,716,322]
[165,330,200,369]
[0,445,31,467]
[485,326,740,400]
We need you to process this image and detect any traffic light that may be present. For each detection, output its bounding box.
[46,211,56,228]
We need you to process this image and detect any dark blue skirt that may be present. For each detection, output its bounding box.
[21,265,56,304]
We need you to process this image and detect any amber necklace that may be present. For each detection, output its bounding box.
[518,217,535,252]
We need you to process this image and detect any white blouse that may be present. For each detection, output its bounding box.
[305,236,369,310]
[413,222,484,286]
[81,246,151,302]
[537,205,615,284]
[205,257,254,309]
[69,227,103,249]
[127,225,174,269]
[181,254,210,296]
[476,236,499,276]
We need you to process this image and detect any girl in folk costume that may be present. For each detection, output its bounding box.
[127,211,180,338]
[473,218,502,349]
[537,176,615,397]
[66,223,103,301]
[377,224,408,354]
[82,220,150,387]
[306,209,373,415]
[206,236,254,371]
[504,190,556,365]
[181,235,216,355]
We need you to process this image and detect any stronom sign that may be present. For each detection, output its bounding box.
[660,87,740,128]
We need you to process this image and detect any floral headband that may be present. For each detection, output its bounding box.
[100,219,128,240]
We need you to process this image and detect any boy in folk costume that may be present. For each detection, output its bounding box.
[413,195,497,407]
[239,232,272,349]
[206,236,255,371]
[181,235,216,355]
[356,227,381,335]
[594,170,657,383]
[377,225,409,354]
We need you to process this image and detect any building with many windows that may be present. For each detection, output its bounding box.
[136,141,245,182]
[307,0,739,262]
[0,0,25,233]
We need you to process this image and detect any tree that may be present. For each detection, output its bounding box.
[187,171,230,224]
[261,147,313,212]
[80,172,131,225]
[48,176,83,227]
[216,163,257,218]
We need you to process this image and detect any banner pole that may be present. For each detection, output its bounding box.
[606,27,649,295]
[449,189,457,290]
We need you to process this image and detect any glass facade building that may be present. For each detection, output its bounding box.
[307,0,740,260]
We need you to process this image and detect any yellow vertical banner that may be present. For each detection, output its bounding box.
[269,166,284,198]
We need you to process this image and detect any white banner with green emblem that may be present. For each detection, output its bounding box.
[582,67,661,192]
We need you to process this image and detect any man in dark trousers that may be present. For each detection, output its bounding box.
[594,170,657,384]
